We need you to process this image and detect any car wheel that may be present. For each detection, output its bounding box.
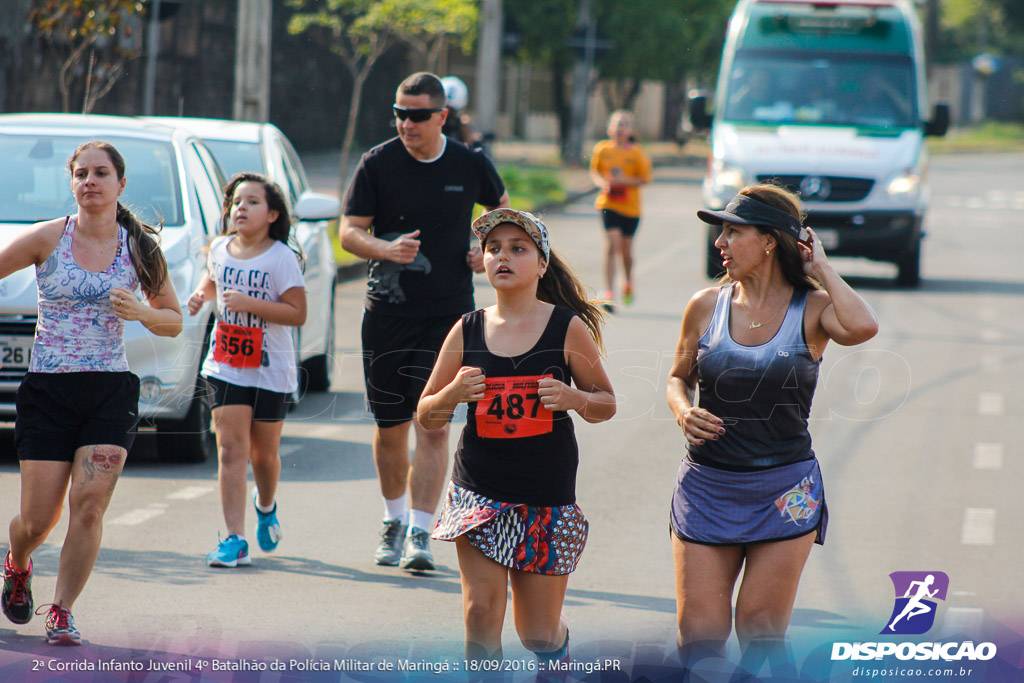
[155,377,216,463]
[706,227,725,280]
[896,241,921,287]
[155,322,216,463]
[301,282,335,393]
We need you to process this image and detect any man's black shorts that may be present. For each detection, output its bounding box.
[601,208,641,238]
[15,371,140,461]
[361,309,463,426]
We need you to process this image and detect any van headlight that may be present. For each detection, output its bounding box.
[886,169,920,199]
[708,160,747,198]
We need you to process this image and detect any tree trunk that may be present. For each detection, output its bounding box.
[662,75,687,141]
[551,58,571,164]
[338,68,368,198]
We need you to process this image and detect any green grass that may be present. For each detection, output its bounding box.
[498,165,567,212]
[928,121,1024,153]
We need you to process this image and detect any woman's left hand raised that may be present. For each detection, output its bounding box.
[109,287,144,321]
[800,227,830,278]
[537,377,582,413]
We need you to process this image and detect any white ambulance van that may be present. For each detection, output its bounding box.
[691,0,948,286]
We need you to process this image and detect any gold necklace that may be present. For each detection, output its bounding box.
[747,302,785,329]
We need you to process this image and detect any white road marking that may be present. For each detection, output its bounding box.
[977,305,999,321]
[961,508,995,545]
[980,354,1001,370]
[167,486,214,500]
[110,503,170,526]
[980,328,1003,341]
[977,392,1004,416]
[973,443,1003,470]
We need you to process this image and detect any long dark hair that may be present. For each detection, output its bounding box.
[220,172,304,266]
[68,141,169,299]
[730,183,820,291]
[538,249,607,355]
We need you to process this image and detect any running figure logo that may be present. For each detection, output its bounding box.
[881,571,949,635]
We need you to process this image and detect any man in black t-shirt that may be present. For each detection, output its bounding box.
[340,72,509,572]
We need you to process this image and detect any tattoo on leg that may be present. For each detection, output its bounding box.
[80,446,125,492]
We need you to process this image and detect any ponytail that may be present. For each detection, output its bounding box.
[68,140,169,299]
[537,249,607,354]
[117,203,169,299]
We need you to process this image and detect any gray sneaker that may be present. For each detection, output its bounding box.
[374,519,407,566]
[400,527,436,571]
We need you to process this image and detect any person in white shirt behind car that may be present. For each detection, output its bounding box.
[0,140,182,646]
[187,172,306,569]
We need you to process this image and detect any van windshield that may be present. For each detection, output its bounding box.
[723,51,917,129]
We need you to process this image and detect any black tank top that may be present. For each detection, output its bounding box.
[452,306,579,506]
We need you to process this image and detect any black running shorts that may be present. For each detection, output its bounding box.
[205,376,292,422]
[361,309,463,426]
[601,209,641,238]
[15,371,140,461]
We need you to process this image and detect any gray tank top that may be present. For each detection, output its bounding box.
[688,283,820,470]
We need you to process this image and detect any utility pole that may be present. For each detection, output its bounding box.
[142,0,161,115]
[233,0,272,123]
[474,0,502,153]
[925,0,939,78]
[565,0,596,166]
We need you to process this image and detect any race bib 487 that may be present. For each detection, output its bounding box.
[475,374,553,439]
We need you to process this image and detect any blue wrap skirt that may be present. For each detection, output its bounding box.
[670,456,827,546]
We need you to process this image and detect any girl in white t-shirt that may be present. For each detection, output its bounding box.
[187,173,306,567]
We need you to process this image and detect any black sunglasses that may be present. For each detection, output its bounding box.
[393,106,443,123]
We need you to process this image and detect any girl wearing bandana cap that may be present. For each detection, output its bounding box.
[418,208,615,671]
[666,183,878,665]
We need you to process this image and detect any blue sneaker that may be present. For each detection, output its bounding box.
[253,488,282,553]
[206,534,251,568]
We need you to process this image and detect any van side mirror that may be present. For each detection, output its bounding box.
[925,103,949,137]
[689,95,712,131]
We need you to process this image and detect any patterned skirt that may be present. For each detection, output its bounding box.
[432,482,589,575]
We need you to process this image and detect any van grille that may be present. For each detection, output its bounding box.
[756,175,875,202]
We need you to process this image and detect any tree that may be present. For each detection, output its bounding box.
[595,0,731,111]
[388,0,478,73]
[30,0,145,113]
[286,0,478,192]
[503,0,578,161]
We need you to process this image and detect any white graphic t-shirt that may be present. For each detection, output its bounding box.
[200,236,305,393]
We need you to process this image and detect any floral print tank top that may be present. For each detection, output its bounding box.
[30,215,140,373]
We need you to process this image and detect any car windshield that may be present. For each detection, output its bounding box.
[723,52,917,129]
[0,134,183,226]
[203,140,265,178]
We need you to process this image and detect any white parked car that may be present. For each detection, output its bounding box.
[145,117,340,395]
[0,113,227,462]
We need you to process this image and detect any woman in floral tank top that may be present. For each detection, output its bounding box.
[0,141,182,646]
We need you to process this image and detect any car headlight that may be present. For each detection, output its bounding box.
[886,169,920,199]
[708,160,747,198]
